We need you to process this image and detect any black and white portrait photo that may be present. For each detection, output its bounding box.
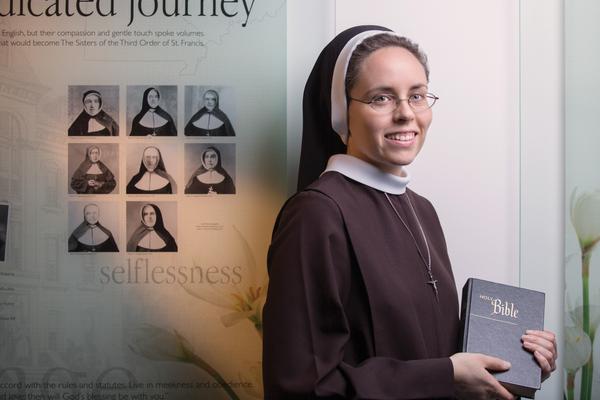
[0,203,9,262]
[184,86,236,136]
[68,202,119,253]
[68,143,119,195]
[68,86,119,136]
[184,143,236,195]
[127,86,177,137]
[126,202,177,253]
[126,144,178,194]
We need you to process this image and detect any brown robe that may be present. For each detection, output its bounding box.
[263,171,460,399]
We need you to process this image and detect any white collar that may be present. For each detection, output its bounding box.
[322,154,410,194]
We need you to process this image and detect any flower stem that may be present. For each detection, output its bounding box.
[580,252,593,400]
[188,353,241,400]
[567,371,575,400]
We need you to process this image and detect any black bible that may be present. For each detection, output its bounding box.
[459,278,545,398]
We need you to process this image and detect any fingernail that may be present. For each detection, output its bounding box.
[504,361,511,369]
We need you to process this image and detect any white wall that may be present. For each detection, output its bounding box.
[520,0,563,397]
[287,0,564,397]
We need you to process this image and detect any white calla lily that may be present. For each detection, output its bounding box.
[565,325,592,372]
[571,189,600,254]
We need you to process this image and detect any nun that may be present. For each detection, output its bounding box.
[126,146,177,194]
[70,145,117,194]
[184,146,236,194]
[184,89,236,136]
[262,26,557,399]
[68,90,119,136]
[68,203,119,252]
[126,203,177,252]
[130,87,177,136]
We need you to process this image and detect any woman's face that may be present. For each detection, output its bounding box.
[142,147,160,172]
[204,92,217,111]
[83,94,101,116]
[147,89,160,109]
[346,46,432,175]
[88,147,100,162]
[203,149,218,170]
[84,205,99,225]
[142,205,156,227]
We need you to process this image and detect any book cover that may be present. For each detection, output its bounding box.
[459,278,545,398]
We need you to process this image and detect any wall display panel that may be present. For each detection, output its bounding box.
[0,1,286,399]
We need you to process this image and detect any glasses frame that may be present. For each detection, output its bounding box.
[348,93,439,113]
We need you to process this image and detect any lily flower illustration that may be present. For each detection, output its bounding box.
[128,324,240,400]
[571,189,600,254]
[182,226,267,337]
[569,188,600,399]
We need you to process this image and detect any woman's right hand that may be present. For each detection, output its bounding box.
[450,353,518,400]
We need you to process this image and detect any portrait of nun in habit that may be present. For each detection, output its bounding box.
[126,146,177,194]
[68,89,119,136]
[70,145,117,194]
[126,203,177,252]
[184,89,236,136]
[263,26,557,399]
[68,203,118,253]
[184,145,236,195]
[129,87,177,136]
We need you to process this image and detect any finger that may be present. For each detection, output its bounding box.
[526,329,557,344]
[489,377,517,400]
[522,336,557,363]
[523,340,555,364]
[478,354,511,371]
[522,334,555,352]
[534,349,554,373]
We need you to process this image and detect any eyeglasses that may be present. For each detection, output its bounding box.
[348,93,439,113]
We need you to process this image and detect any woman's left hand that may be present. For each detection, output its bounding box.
[521,329,557,381]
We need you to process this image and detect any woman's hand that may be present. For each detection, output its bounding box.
[450,353,518,400]
[522,329,557,381]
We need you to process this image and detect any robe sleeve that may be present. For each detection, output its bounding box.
[70,171,89,194]
[263,190,456,399]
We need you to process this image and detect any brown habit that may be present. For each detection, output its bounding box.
[263,171,460,399]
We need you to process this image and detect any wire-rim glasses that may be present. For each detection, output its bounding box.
[348,93,439,113]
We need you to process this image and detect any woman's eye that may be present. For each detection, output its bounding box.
[371,94,394,104]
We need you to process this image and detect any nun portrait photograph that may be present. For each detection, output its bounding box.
[184,144,236,195]
[262,26,558,399]
[126,145,177,194]
[126,202,177,253]
[68,203,119,253]
[68,87,119,136]
[128,86,177,137]
[69,144,117,195]
[184,87,236,136]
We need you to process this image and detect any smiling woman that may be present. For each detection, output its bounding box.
[262,25,557,400]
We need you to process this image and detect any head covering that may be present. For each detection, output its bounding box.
[130,87,177,136]
[184,89,236,136]
[68,90,119,136]
[185,146,233,190]
[126,203,177,252]
[126,146,177,193]
[297,25,396,191]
